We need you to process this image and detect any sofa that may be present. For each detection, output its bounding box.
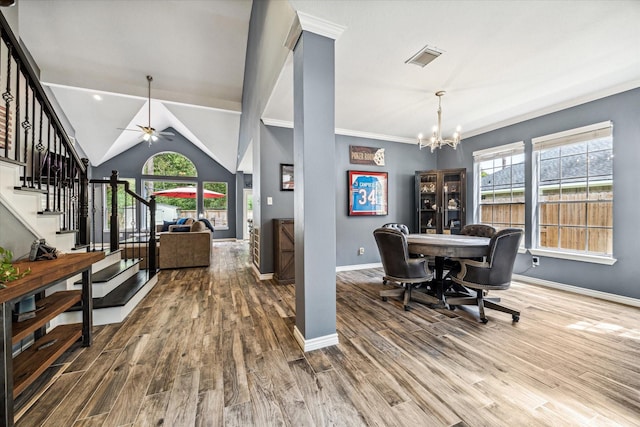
[158,220,212,269]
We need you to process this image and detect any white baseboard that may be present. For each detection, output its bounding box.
[293,326,339,352]
[513,274,640,308]
[252,263,273,281]
[336,262,382,272]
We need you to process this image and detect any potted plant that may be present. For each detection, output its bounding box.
[0,246,30,288]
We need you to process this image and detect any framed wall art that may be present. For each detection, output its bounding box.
[348,170,388,216]
[280,164,294,191]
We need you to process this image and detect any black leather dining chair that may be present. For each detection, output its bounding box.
[373,227,432,311]
[443,224,497,290]
[446,228,523,323]
[459,224,496,238]
[381,222,410,235]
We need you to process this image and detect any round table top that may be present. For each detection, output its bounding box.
[406,233,490,258]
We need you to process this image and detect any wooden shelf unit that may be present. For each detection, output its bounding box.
[12,324,82,397]
[1,251,104,427]
[11,291,81,344]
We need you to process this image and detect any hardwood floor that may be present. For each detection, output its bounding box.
[15,241,640,426]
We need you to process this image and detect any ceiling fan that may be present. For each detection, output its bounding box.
[119,75,174,145]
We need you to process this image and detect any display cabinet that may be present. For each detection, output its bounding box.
[415,168,466,234]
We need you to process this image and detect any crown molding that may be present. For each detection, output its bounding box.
[284,11,346,51]
[261,118,417,145]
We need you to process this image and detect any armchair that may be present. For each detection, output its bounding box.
[446,228,523,323]
[373,227,432,311]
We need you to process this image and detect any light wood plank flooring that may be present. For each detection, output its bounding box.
[15,241,640,426]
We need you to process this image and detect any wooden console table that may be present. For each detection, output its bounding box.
[0,251,104,427]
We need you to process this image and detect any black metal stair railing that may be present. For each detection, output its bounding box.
[0,13,89,248]
[89,171,157,277]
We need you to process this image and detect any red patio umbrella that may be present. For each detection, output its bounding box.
[151,186,224,199]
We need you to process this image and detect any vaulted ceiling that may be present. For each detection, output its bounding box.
[14,1,640,174]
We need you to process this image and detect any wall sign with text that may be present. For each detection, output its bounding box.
[349,145,385,166]
[348,170,388,216]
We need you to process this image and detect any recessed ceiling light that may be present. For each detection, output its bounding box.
[93,94,102,101]
[405,45,443,68]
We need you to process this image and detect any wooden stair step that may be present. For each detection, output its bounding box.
[95,271,151,309]
[74,259,140,284]
[13,186,47,194]
[68,271,151,310]
[56,229,78,235]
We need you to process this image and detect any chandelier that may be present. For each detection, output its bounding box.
[418,90,462,152]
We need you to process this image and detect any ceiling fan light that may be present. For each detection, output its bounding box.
[142,133,150,142]
[151,134,159,142]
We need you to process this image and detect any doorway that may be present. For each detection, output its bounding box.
[243,188,253,240]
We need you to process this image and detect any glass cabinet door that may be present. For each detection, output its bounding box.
[418,173,438,233]
[442,171,463,234]
[415,168,466,234]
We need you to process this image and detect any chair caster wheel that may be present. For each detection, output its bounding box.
[383,280,387,285]
[448,305,456,311]
[512,315,520,322]
[404,305,410,311]
[480,318,488,324]
[381,296,388,302]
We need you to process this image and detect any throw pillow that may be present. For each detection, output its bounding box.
[162,220,177,232]
[198,218,215,233]
[172,226,191,232]
[176,218,188,225]
[190,221,205,232]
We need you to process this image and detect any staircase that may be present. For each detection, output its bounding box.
[1,160,158,326]
[0,13,159,327]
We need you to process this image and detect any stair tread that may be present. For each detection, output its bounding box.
[96,271,151,309]
[14,186,47,194]
[74,259,140,284]
[68,271,152,310]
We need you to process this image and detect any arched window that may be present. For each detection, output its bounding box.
[142,151,197,177]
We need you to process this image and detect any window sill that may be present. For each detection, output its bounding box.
[528,248,617,265]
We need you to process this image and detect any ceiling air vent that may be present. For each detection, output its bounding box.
[405,45,443,67]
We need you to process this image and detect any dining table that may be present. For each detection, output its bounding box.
[406,233,491,306]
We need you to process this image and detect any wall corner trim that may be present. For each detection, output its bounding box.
[293,326,339,352]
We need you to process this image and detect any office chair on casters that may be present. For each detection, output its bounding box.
[459,224,496,238]
[443,224,497,293]
[381,223,410,235]
[446,228,523,323]
[373,227,432,311]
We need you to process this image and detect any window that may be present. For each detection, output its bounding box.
[143,180,197,224]
[104,178,136,231]
[142,152,197,177]
[473,141,525,232]
[532,121,613,257]
[204,182,228,229]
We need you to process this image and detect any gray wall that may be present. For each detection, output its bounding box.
[258,123,437,272]
[437,87,640,299]
[0,202,37,261]
[92,128,236,239]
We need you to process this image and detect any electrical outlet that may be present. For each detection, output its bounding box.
[532,256,540,267]
[358,247,365,255]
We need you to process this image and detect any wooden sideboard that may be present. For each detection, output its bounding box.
[0,251,104,427]
[273,219,295,284]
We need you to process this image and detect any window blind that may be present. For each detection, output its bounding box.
[473,141,524,162]
[532,121,612,152]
